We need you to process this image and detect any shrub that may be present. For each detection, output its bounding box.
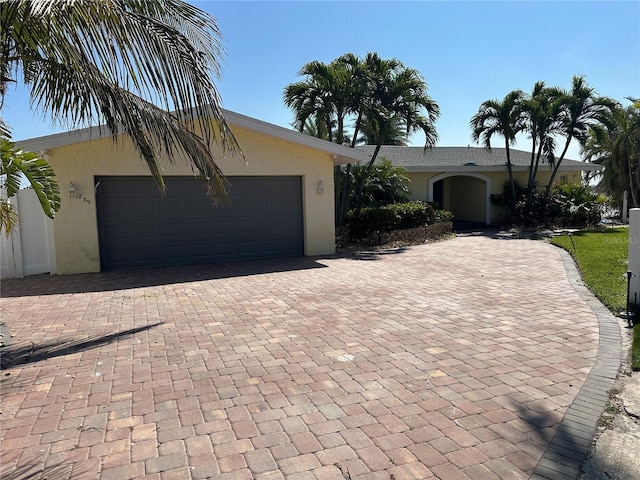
[335,159,411,213]
[549,183,607,226]
[345,201,452,240]
[356,222,454,247]
[507,182,606,227]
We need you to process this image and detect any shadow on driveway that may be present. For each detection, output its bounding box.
[0,455,95,480]
[0,256,328,298]
[340,246,410,261]
[0,322,163,369]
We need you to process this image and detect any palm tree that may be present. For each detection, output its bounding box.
[470,90,526,200]
[332,53,372,225]
[336,52,371,149]
[284,56,366,226]
[544,76,615,197]
[284,59,354,145]
[584,99,640,209]
[521,82,565,191]
[357,116,409,146]
[0,0,239,203]
[1,134,60,234]
[284,52,439,218]
[354,54,439,210]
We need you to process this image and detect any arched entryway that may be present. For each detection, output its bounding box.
[428,173,491,225]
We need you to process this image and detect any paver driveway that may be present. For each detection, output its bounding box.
[0,236,601,480]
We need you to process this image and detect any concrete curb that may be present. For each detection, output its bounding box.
[531,247,623,480]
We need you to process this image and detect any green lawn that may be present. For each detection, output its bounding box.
[551,227,639,370]
[551,227,629,313]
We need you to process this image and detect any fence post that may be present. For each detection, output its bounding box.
[629,208,640,305]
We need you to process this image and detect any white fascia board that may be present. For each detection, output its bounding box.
[404,163,602,173]
[15,125,112,153]
[223,110,366,165]
[15,109,367,165]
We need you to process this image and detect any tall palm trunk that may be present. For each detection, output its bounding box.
[355,144,382,211]
[504,139,516,200]
[544,135,572,200]
[530,141,547,200]
[336,163,352,228]
[527,133,537,190]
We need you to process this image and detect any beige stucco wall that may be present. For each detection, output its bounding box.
[407,168,584,224]
[448,177,486,222]
[46,124,337,274]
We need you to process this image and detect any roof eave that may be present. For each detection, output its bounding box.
[403,164,602,173]
[14,109,368,165]
[223,110,367,164]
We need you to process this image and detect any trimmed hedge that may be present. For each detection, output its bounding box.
[346,201,453,240]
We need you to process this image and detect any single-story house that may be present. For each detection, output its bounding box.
[357,145,602,225]
[13,110,367,275]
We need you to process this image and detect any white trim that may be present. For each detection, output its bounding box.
[428,172,491,225]
[15,109,368,166]
[405,164,601,173]
[223,110,367,165]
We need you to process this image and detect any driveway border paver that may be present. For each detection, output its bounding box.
[531,247,623,480]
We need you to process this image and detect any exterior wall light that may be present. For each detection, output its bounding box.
[69,183,77,198]
[317,181,324,194]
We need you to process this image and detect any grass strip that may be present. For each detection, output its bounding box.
[550,227,629,313]
[551,227,639,371]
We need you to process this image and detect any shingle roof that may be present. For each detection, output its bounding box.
[355,146,601,171]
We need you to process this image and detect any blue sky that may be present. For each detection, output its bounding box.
[3,0,639,161]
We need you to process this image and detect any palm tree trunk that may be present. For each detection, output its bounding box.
[527,131,537,190]
[336,163,352,228]
[336,111,345,146]
[532,142,545,188]
[504,139,516,200]
[335,110,364,228]
[350,110,364,148]
[526,141,547,210]
[544,136,572,200]
[355,143,382,211]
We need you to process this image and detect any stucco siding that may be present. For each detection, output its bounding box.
[406,167,585,225]
[46,124,336,274]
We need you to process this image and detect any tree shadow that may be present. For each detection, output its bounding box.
[560,227,626,237]
[0,256,328,298]
[0,322,163,369]
[503,394,599,478]
[0,456,93,480]
[341,246,410,261]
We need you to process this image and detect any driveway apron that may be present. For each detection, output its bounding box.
[0,236,603,480]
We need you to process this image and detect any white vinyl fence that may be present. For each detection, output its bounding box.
[1,188,56,278]
[629,208,640,307]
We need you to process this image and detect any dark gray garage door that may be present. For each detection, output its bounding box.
[95,176,303,270]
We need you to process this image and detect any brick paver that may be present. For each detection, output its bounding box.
[0,237,611,478]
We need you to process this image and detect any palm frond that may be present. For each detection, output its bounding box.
[0,198,19,235]
[1,0,239,200]
[1,137,60,218]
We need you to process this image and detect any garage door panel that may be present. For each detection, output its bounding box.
[161,202,185,218]
[129,223,159,238]
[96,176,304,270]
